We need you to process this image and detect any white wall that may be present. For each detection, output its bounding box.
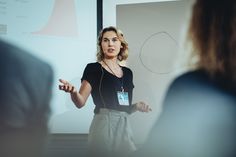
[103,0,193,144]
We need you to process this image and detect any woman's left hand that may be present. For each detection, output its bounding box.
[135,101,152,113]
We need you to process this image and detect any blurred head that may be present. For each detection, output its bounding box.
[96,26,128,62]
[188,0,236,82]
[0,39,53,157]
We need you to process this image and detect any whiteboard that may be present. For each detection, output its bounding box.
[115,0,193,144]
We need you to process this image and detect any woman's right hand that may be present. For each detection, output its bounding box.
[59,79,77,94]
[58,79,91,108]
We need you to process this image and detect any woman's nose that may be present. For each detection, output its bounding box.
[108,40,114,46]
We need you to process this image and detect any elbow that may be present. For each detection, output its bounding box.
[76,103,84,109]
[74,100,85,109]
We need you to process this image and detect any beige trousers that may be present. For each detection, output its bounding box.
[87,108,136,156]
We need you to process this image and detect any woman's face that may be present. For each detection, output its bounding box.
[101,31,122,59]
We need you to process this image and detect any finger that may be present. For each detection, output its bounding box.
[141,104,145,111]
[68,85,74,92]
[71,86,75,92]
[142,103,147,110]
[59,85,66,90]
[71,86,76,93]
[140,105,145,112]
[65,85,70,91]
[141,104,150,112]
[140,102,146,111]
[60,85,69,92]
[59,85,62,90]
[59,79,68,84]
[137,102,142,111]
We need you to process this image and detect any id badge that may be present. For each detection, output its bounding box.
[117,91,129,106]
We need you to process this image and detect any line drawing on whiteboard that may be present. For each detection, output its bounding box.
[139,31,179,75]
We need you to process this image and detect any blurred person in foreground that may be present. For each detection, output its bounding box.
[130,0,236,157]
[0,39,53,157]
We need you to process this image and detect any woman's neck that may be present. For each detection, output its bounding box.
[103,58,119,67]
[102,59,123,78]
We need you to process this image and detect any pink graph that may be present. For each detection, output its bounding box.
[33,0,78,37]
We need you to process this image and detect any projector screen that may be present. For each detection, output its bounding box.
[0,0,97,133]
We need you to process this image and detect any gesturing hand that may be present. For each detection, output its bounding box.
[59,79,77,93]
[135,101,152,113]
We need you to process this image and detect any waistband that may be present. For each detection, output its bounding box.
[97,108,129,117]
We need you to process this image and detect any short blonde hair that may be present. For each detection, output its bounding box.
[96,26,128,62]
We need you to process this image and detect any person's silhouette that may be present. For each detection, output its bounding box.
[130,0,236,157]
[0,39,54,157]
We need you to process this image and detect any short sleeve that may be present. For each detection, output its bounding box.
[81,63,100,87]
[126,67,135,89]
[81,63,96,87]
[130,69,135,88]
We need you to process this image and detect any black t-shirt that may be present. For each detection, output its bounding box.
[81,62,134,113]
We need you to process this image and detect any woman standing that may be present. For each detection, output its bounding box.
[59,26,151,156]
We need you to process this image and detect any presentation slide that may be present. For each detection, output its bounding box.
[0,0,97,133]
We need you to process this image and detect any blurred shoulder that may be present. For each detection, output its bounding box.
[164,69,236,107]
[166,70,217,96]
[170,70,210,87]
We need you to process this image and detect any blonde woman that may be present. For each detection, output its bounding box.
[59,26,151,156]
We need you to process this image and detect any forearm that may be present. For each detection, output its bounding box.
[70,91,85,108]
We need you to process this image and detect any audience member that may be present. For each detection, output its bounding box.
[0,39,54,157]
[131,0,236,157]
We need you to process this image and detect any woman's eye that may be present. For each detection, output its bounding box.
[112,38,118,42]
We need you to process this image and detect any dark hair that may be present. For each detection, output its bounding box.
[96,26,128,62]
[188,0,236,82]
